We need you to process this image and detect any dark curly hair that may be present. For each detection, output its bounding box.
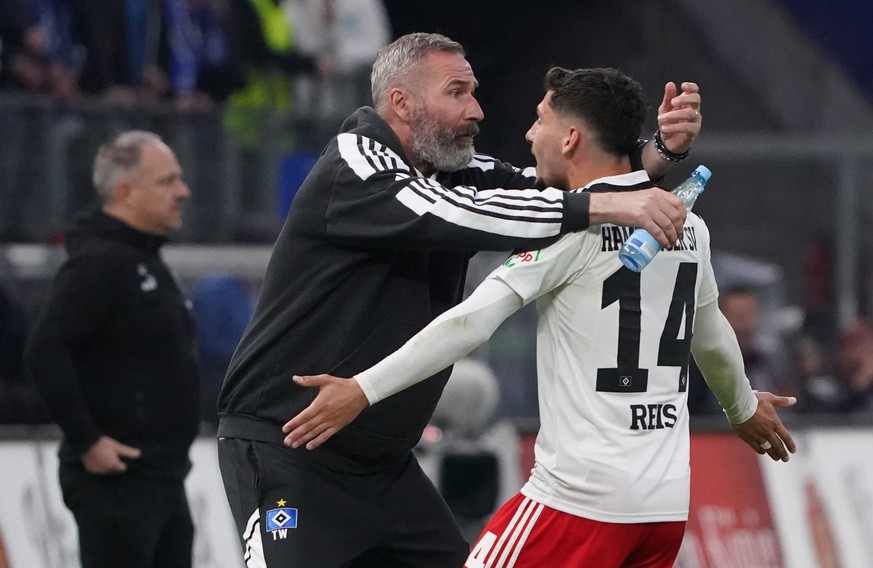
[544,67,647,156]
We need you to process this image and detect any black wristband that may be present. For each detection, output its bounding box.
[653,129,689,162]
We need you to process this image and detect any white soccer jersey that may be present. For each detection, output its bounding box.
[488,171,718,524]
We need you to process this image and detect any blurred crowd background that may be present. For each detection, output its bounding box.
[1,0,873,431]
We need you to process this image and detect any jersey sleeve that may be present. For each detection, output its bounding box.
[692,216,718,308]
[323,133,588,251]
[689,217,757,423]
[690,301,758,423]
[489,230,601,305]
[355,278,523,404]
[355,228,600,404]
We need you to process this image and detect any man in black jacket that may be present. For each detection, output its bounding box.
[216,32,702,567]
[25,130,200,568]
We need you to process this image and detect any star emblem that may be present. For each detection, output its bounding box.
[276,499,287,507]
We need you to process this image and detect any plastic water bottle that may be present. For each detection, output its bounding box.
[618,165,712,272]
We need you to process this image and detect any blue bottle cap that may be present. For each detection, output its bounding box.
[694,165,712,183]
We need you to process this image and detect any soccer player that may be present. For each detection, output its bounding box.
[285,66,796,567]
[216,31,702,567]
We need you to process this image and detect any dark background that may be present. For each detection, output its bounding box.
[382,1,656,166]
[382,0,873,166]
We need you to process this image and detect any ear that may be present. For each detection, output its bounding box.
[113,179,134,204]
[562,127,582,158]
[388,87,414,123]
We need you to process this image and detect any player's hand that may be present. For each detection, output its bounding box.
[589,188,686,248]
[282,374,370,450]
[81,435,141,475]
[657,81,701,154]
[730,392,797,462]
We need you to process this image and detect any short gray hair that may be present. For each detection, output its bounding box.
[371,32,466,111]
[92,130,164,203]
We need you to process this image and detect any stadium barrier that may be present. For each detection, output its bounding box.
[0,428,239,568]
[2,424,872,567]
[518,423,873,568]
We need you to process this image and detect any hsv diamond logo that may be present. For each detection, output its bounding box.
[265,499,297,540]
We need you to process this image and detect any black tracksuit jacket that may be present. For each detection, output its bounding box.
[26,210,200,480]
[217,107,614,472]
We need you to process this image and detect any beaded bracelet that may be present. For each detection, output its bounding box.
[653,129,689,162]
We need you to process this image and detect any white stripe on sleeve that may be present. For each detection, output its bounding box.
[338,133,567,238]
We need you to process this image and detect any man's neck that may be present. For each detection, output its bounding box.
[102,205,162,236]
[567,155,633,190]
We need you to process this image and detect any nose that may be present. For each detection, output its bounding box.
[525,122,537,143]
[468,97,484,122]
[177,180,191,200]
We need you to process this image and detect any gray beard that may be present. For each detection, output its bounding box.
[410,108,478,172]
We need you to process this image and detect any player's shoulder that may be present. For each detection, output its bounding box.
[685,212,711,242]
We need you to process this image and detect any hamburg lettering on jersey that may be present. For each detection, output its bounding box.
[601,226,698,253]
[629,403,678,430]
[600,226,635,252]
[665,226,698,252]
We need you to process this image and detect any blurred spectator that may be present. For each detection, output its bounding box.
[794,318,873,414]
[190,273,255,425]
[223,0,322,148]
[220,0,324,235]
[0,0,80,101]
[719,285,789,393]
[283,0,391,123]
[161,0,245,111]
[689,285,791,414]
[431,358,500,440]
[0,0,86,241]
[66,0,134,99]
[793,335,843,413]
[801,235,836,345]
[67,0,169,105]
[1,0,45,87]
[0,267,49,424]
[30,0,81,102]
[832,318,873,412]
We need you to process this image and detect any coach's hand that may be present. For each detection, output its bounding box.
[283,374,370,450]
[589,188,686,248]
[730,391,797,462]
[81,435,141,475]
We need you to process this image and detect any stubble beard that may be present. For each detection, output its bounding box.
[410,106,479,173]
